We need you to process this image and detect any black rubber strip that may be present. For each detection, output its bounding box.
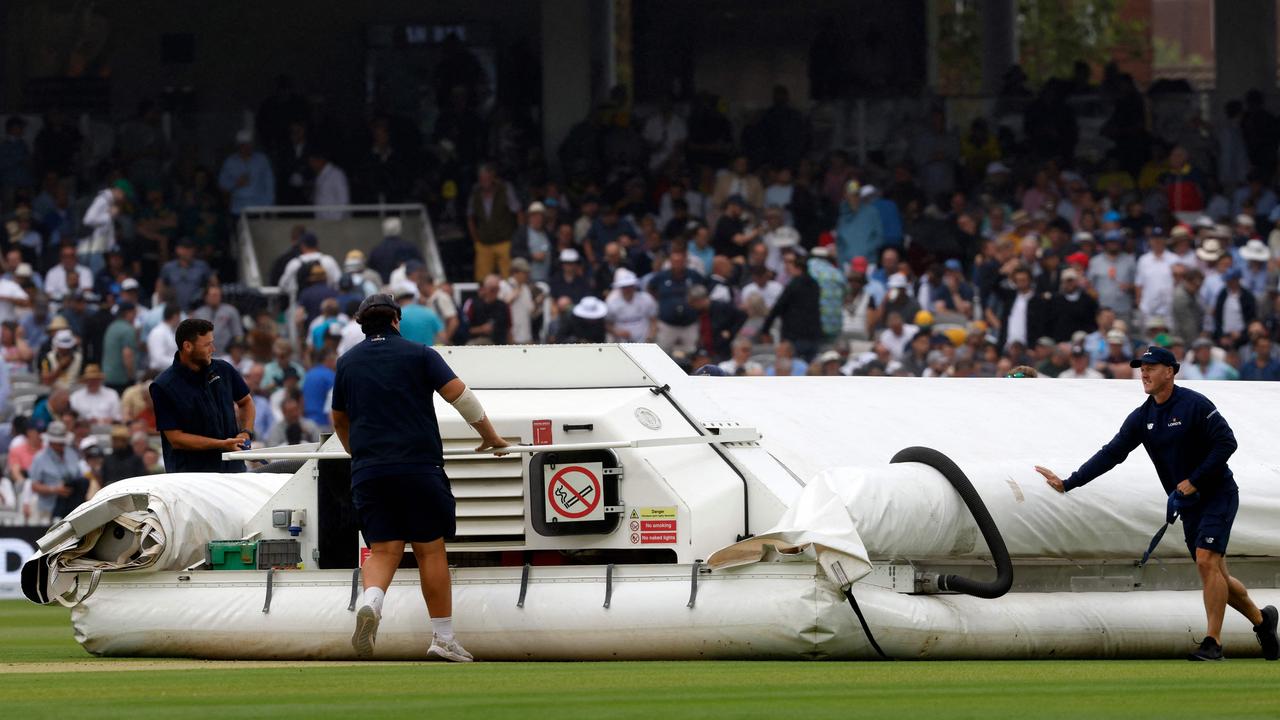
[686,560,701,609]
[603,563,614,608]
[347,568,360,611]
[262,568,274,614]
[843,588,890,660]
[889,446,1013,599]
[517,563,530,608]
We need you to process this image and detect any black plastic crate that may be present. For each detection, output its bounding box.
[256,539,301,569]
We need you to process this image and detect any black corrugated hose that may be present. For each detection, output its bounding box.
[890,446,1014,599]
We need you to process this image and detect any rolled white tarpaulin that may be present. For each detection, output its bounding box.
[23,473,290,604]
[68,564,1280,660]
[725,462,1280,564]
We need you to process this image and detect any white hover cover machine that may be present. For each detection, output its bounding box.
[23,345,1280,660]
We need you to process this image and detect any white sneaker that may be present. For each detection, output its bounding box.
[351,604,380,658]
[426,634,474,662]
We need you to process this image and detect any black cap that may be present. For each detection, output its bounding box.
[1129,345,1180,372]
[693,364,726,376]
[355,293,400,324]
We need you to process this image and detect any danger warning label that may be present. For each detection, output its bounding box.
[628,507,677,544]
[545,462,604,522]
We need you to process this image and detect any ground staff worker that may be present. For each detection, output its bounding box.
[331,293,508,662]
[150,318,254,473]
[1036,346,1278,661]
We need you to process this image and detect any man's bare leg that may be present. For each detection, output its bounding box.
[1196,548,1230,642]
[410,539,451,618]
[352,540,404,657]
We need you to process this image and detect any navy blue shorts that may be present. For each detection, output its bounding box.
[351,468,455,544]
[1180,489,1238,559]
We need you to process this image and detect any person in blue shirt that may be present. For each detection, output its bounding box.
[1036,346,1278,661]
[150,318,254,473]
[217,130,275,215]
[331,293,508,663]
[1240,336,1280,382]
[301,349,336,430]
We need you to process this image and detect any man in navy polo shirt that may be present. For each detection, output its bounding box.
[150,318,255,473]
[1036,345,1279,661]
[331,293,508,662]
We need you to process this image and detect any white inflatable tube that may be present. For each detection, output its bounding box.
[71,564,1279,660]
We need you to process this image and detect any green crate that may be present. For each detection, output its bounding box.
[208,540,257,570]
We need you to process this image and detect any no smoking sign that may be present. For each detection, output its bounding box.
[545,462,604,522]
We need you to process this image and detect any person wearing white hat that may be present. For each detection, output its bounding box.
[28,420,82,524]
[1238,239,1271,300]
[512,201,552,284]
[39,328,82,390]
[217,129,275,216]
[560,295,609,343]
[836,178,883,270]
[1195,237,1228,308]
[342,249,381,296]
[605,268,657,343]
[548,248,591,306]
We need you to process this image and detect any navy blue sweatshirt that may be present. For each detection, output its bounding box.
[1064,385,1238,497]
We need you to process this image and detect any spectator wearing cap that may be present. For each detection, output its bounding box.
[649,246,706,355]
[1167,225,1197,268]
[1058,344,1104,379]
[933,258,975,320]
[342,250,382,297]
[467,163,522,282]
[1047,267,1098,342]
[1086,230,1136,318]
[1212,268,1256,347]
[1238,239,1271,301]
[878,272,922,332]
[501,258,539,344]
[69,364,122,424]
[605,268,657,343]
[191,284,243,354]
[761,249,823,361]
[28,420,81,525]
[44,244,93,302]
[1182,338,1237,381]
[512,201,553,283]
[151,317,255,472]
[79,436,105,496]
[398,284,446,346]
[279,232,341,301]
[1197,238,1231,308]
[218,129,276,216]
[557,295,608,343]
[101,425,147,487]
[309,146,350,220]
[157,238,214,312]
[548,248,591,305]
[101,301,140,394]
[836,180,884,270]
[118,277,145,311]
[147,303,182,371]
[1135,229,1178,325]
[40,328,82,390]
[807,246,848,341]
[368,217,423,284]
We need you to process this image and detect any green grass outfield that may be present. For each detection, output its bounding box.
[0,600,1276,719]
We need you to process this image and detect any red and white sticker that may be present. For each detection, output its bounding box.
[628,507,677,543]
[532,419,553,445]
[545,463,604,522]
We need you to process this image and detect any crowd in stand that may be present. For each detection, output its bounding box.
[3,56,1280,521]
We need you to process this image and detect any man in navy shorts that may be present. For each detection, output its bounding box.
[1036,345,1278,661]
[331,293,508,661]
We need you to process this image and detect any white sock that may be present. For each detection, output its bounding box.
[431,617,454,641]
[362,587,385,616]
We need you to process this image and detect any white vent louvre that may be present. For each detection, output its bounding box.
[442,437,524,542]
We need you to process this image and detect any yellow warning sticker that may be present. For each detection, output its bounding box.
[637,506,676,519]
